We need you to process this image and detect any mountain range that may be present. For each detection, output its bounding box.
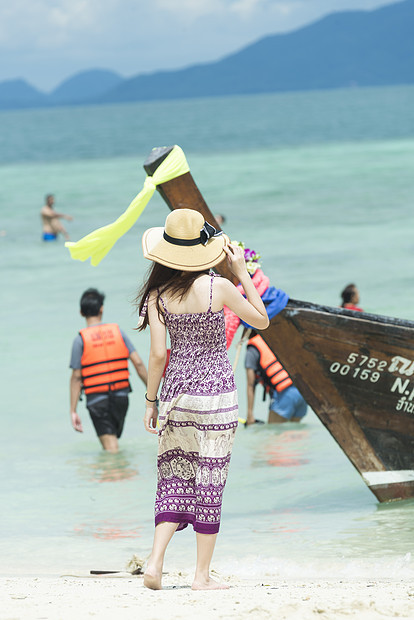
[1,0,413,110]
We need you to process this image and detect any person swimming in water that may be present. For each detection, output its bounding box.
[40,194,73,241]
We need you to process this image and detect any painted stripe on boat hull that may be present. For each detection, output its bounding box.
[362,470,414,486]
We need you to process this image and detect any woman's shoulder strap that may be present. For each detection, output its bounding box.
[140,294,149,318]
[208,272,219,312]
[157,288,168,313]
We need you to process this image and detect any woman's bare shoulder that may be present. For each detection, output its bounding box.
[214,276,234,290]
[213,275,237,301]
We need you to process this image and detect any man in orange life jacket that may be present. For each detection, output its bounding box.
[69,288,148,452]
[245,333,307,425]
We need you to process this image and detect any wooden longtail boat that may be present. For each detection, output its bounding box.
[144,146,414,503]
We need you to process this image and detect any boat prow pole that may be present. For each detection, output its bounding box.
[144,146,236,283]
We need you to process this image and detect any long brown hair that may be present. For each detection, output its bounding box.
[136,262,209,330]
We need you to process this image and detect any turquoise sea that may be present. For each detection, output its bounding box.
[1,85,414,579]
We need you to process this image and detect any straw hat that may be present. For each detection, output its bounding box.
[142,209,229,271]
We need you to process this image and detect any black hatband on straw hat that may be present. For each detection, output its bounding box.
[163,222,222,247]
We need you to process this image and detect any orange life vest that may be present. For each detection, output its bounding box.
[80,323,130,394]
[247,334,292,393]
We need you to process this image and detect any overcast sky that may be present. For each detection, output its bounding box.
[1,0,402,92]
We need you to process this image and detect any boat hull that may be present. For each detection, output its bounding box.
[269,300,414,502]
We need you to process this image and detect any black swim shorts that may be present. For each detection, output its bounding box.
[87,393,129,438]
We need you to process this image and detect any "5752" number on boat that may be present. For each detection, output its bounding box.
[329,353,387,383]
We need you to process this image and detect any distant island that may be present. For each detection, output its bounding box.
[1,0,413,110]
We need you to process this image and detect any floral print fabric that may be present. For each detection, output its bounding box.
[155,275,238,534]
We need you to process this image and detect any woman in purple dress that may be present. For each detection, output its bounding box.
[138,209,269,590]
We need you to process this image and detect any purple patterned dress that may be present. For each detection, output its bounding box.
[155,274,238,534]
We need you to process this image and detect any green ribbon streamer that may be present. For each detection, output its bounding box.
[65,145,190,266]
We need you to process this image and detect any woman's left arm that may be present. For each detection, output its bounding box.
[144,293,167,434]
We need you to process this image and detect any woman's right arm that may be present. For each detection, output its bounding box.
[218,245,270,330]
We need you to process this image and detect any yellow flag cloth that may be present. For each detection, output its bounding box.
[65,145,190,266]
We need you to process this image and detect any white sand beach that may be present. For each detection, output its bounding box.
[1,573,413,620]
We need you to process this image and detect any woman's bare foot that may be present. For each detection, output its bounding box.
[191,577,230,590]
[144,567,162,590]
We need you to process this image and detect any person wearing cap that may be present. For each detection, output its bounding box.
[137,208,269,590]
